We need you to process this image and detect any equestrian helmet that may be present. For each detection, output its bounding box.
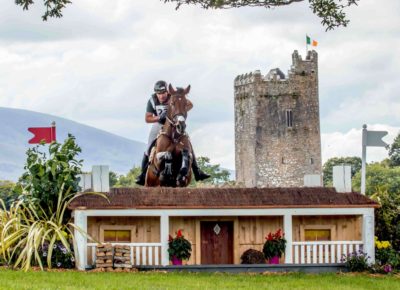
[154,80,167,93]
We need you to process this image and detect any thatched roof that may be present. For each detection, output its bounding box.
[68,187,378,210]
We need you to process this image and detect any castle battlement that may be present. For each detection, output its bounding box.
[234,50,318,95]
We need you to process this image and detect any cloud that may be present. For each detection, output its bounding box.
[0,0,398,170]
[322,124,399,163]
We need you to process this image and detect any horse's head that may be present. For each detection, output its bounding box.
[167,84,190,135]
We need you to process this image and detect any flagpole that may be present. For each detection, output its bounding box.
[51,121,56,142]
[306,35,308,54]
[361,124,367,195]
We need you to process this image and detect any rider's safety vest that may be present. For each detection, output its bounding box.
[146,93,170,116]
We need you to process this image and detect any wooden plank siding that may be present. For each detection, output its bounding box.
[238,216,283,257]
[292,215,362,241]
[87,217,161,243]
[86,215,361,265]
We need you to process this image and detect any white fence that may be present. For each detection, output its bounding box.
[87,243,162,266]
[292,241,363,264]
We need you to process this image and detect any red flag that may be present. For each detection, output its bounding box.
[28,126,56,144]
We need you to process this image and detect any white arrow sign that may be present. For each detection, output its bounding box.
[361,125,389,194]
[366,131,388,147]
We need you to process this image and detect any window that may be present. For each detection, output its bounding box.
[304,229,331,241]
[300,224,336,241]
[286,110,293,128]
[310,158,314,165]
[99,225,135,243]
[104,230,131,242]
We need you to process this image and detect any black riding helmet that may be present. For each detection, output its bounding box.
[154,80,167,93]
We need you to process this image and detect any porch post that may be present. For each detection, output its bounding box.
[160,213,170,266]
[362,209,375,263]
[74,210,87,270]
[284,214,293,264]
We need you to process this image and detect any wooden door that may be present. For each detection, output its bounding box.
[201,221,233,264]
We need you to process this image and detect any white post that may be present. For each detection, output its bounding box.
[92,165,110,192]
[284,214,293,264]
[362,209,375,264]
[361,124,367,195]
[160,213,170,266]
[74,210,88,270]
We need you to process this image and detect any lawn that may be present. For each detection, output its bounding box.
[0,268,399,290]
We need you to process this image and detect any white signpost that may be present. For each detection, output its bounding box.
[361,125,388,195]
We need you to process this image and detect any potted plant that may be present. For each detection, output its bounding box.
[168,229,192,265]
[263,229,287,264]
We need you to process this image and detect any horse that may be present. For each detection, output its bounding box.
[145,84,193,187]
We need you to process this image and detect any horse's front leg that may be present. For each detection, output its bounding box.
[176,141,192,187]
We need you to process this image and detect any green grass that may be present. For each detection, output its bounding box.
[0,268,399,290]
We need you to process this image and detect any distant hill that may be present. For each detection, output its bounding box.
[0,107,146,181]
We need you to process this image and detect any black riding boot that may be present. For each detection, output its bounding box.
[135,154,149,186]
[192,155,211,181]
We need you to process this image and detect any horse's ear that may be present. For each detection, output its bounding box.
[184,85,191,95]
[168,84,176,94]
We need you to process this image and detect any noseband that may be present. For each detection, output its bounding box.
[166,114,186,135]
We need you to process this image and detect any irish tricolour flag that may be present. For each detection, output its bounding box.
[306,35,318,47]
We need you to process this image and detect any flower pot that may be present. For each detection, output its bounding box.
[171,256,182,265]
[268,256,280,264]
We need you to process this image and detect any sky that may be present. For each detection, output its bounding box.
[0,0,399,170]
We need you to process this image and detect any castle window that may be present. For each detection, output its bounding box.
[286,110,293,128]
[310,158,314,165]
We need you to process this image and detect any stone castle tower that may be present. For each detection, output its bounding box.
[234,50,322,187]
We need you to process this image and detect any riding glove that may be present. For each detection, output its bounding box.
[158,110,167,124]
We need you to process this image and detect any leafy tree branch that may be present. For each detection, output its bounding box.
[163,0,360,30]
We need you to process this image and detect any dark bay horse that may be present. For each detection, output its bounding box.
[145,84,193,187]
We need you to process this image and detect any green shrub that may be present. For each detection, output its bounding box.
[0,135,106,271]
[38,241,75,269]
[342,250,370,272]
[240,249,266,264]
[18,134,83,221]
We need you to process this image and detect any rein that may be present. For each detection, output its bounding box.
[161,115,186,144]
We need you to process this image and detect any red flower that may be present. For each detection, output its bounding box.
[177,229,183,238]
[168,235,173,242]
[265,229,285,241]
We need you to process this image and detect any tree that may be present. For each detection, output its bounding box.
[0,181,18,210]
[114,167,141,188]
[192,156,231,186]
[371,187,400,251]
[322,156,361,186]
[109,171,119,188]
[15,0,71,21]
[164,0,359,30]
[352,162,400,196]
[389,132,400,167]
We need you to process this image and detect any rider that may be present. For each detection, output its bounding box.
[135,80,210,185]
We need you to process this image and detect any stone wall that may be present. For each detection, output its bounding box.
[234,50,322,187]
